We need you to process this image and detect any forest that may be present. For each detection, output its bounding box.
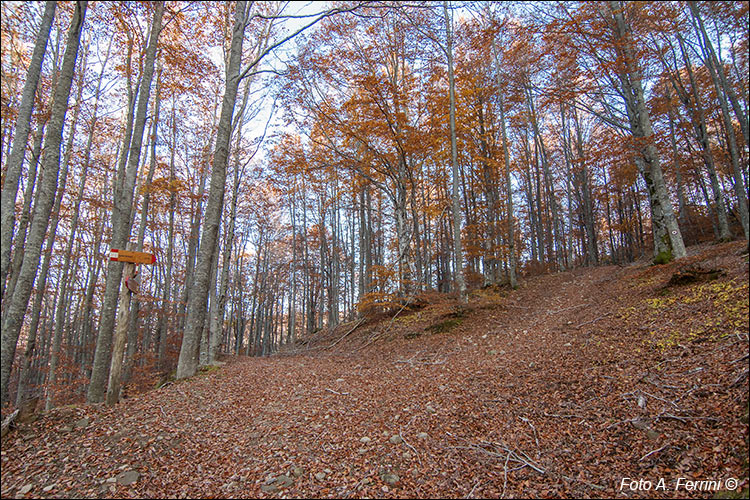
[0,1,748,498]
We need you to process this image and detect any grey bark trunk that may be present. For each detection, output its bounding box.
[445,1,466,301]
[2,120,45,317]
[88,2,163,402]
[688,6,748,240]
[0,1,56,296]
[677,34,731,240]
[606,1,686,262]
[495,70,517,287]
[1,1,87,404]
[124,61,163,384]
[176,0,247,379]
[44,47,90,410]
[687,1,748,147]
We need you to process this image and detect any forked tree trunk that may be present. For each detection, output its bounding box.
[605,1,686,263]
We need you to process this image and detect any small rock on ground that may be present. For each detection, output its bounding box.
[116,470,140,486]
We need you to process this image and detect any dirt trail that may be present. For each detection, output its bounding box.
[1,242,748,499]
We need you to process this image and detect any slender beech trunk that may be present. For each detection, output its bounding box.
[0,2,87,404]
[89,2,163,403]
[2,120,45,319]
[445,1,466,301]
[493,58,517,288]
[180,96,218,332]
[665,85,690,228]
[677,34,731,241]
[688,5,749,240]
[572,106,598,265]
[1,1,56,297]
[124,61,163,385]
[687,1,748,147]
[43,45,90,410]
[605,1,686,263]
[526,83,564,270]
[11,124,45,406]
[159,104,177,369]
[176,0,247,379]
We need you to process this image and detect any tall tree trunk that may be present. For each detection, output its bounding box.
[44,44,90,410]
[526,83,564,270]
[494,67,517,288]
[665,86,690,228]
[445,1,466,301]
[605,1,686,263]
[159,102,178,369]
[180,94,219,332]
[687,1,748,147]
[688,5,749,240]
[572,106,599,265]
[124,61,163,385]
[176,0,247,379]
[1,1,56,297]
[677,34,731,241]
[2,120,45,319]
[88,2,163,402]
[11,124,45,406]
[0,1,87,404]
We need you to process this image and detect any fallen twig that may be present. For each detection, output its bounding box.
[656,412,719,423]
[543,411,586,419]
[640,390,679,408]
[327,317,367,349]
[640,444,669,461]
[519,416,540,450]
[512,446,546,474]
[558,473,607,491]
[466,480,481,499]
[730,354,749,364]
[324,388,349,396]
[731,369,749,387]
[501,451,511,499]
[575,313,611,330]
[399,428,422,467]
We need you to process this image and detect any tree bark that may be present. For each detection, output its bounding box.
[688,5,749,240]
[676,34,731,241]
[493,53,517,288]
[88,2,163,402]
[445,1,467,301]
[1,1,56,297]
[106,258,135,406]
[0,1,87,404]
[605,1,686,263]
[687,1,748,147]
[176,0,247,379]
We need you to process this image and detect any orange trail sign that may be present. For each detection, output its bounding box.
[110,248,156,265]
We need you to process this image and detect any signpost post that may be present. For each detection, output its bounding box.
[106,244,156,406]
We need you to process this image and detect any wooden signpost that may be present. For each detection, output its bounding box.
[106,245,156,406]
[110,248,156,265]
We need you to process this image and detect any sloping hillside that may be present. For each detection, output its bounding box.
[1,241,748,499]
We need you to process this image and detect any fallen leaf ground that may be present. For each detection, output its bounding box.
[2,241,748,499]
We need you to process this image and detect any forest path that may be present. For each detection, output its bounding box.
[1,242,748,499]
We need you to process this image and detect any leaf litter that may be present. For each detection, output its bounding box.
[1,241,748,499]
